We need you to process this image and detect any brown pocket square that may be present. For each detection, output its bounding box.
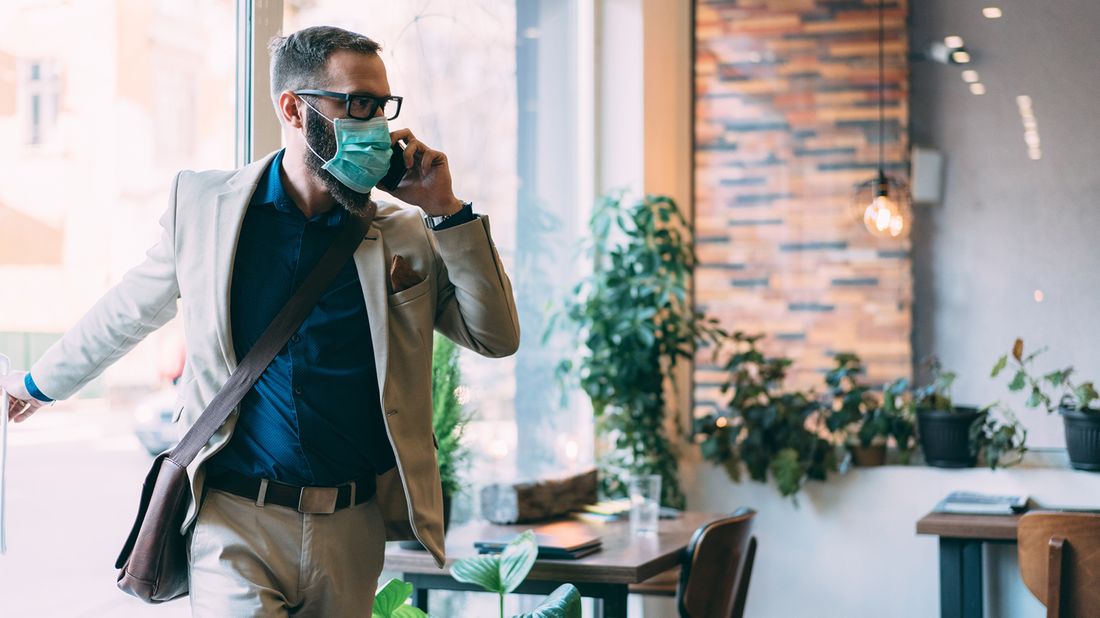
[389,254,424,293]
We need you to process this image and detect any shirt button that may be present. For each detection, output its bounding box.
[294,387,303,396]
[291,334,302,344]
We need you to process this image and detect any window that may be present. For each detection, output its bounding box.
[0,2,236,615]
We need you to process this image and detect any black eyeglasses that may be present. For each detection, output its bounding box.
[294,89,403,121]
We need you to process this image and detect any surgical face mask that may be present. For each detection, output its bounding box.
[300,98,392,193]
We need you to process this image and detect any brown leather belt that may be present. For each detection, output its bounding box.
[204,470,376,514]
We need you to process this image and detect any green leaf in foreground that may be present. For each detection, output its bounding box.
[513,584,582,618]
[372,579,428,618]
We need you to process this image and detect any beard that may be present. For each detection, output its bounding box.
[302,108,373,213]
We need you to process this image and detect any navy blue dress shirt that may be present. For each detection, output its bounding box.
[206,150,398,485]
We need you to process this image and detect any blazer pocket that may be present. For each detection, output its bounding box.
[388,275,430,307]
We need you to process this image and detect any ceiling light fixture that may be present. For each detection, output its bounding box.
[961,70,979,83]
[969,83,987,95]
[951,50,972,64]
[853,0,910,239]
[983,7,1003,19]
[1017,95,1042,160]
[944,35,965,49]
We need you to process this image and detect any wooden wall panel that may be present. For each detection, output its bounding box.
[693,0,911,414]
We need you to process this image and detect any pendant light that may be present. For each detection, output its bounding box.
[853,0,910,238]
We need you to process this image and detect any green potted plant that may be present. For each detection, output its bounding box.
[913,358,985,468]
[970,403,1028,470]
[854,377,917,466]
[400,334,472,550]
[823,353,906,466]
[992,338,1100,470]
[696,332,835,497]
[553,192,725,508]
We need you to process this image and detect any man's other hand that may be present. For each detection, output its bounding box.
[2,371,47,423]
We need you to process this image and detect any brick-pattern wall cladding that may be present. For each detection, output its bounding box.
[693,0,912,416]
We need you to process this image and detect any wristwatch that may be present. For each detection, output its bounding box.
[428,200,473,228]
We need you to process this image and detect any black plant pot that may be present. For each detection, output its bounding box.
[917,407,985,468]
[1061,407,1100,471]
[398,492,453,550]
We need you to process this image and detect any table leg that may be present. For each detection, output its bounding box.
[406,574,430,612]
[599,584,629,618]
[939,538,983,618]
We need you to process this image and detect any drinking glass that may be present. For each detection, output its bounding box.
[629,474,662,536]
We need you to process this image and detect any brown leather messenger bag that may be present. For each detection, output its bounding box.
[115,209,373,603]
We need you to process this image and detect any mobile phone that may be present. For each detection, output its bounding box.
[377,142,407,191]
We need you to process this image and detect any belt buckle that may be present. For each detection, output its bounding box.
[298,486,339,514]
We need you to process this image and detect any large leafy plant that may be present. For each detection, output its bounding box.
[451,530,539,618]
[554,192,724,508]
[696,333,834,497]
[432,333,472,498]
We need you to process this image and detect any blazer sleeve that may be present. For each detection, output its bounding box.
[428,215,520,358]
[29,172,184,400]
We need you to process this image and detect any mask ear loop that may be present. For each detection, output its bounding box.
[298,96,337,165]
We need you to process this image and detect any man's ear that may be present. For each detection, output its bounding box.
[278,91,306,129]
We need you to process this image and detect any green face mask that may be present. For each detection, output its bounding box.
[301,99,392,193]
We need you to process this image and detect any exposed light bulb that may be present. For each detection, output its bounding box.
[889,214,904,237]
[952,50,972,64]
[961,70,979,83]
[983,7,1003,19]
[970,83,986,95]
[944,35,965,49]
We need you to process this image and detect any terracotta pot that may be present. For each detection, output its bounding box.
[917,407,985,468]
[1061,407,1100,471]
[849,443,887,466]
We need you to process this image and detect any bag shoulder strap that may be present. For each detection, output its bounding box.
[169,208,373,466]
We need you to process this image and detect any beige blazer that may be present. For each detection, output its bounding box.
[30,151,520,566]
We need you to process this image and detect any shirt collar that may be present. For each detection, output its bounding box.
[251,149,347,227]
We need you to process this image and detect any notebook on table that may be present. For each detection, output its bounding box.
[933,492,1030,515]
[475,521,603,560]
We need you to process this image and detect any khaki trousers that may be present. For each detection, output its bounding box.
[187,487,386,617]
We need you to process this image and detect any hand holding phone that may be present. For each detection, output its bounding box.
[377,142,407,192]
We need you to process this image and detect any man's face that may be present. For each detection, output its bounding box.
[301,50,393,212]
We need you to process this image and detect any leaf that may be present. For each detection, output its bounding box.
[1075,382,1100,409]
[513,584,582,618]
[1008,371,1027,392]
[1012,338,1024,361]
[500,530,539,593]
[372,579,427,618]
[450,555,503,593]
[1026,387,1044,409]
[991,355,1008,378]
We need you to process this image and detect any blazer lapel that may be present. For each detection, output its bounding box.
[353,215,390,399]
[212,152,276,372]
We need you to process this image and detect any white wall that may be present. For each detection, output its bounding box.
[680,455,1100,617]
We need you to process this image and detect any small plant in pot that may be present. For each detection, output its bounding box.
[400,334,472,550]
[914,359,986,468]
[857,377,917,466]
[992,338,1100,471]
[822,353,880,465]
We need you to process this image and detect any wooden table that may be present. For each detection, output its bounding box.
[916,511,1022,618]
[385,511,720,618]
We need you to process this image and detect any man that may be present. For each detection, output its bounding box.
[1,25,519,616]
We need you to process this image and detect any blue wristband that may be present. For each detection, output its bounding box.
[24,372,53,402]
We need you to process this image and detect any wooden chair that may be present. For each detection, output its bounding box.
[677,507,757,618]
[1018,512,1100,617]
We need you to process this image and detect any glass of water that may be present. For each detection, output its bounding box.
[629,474,662,536]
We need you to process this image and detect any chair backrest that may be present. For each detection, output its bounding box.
[1018,512,1100,618]
[677,507,757,618]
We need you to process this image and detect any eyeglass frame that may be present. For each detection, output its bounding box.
[293,89,403,121]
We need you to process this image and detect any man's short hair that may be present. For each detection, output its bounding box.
[267,26,382,103]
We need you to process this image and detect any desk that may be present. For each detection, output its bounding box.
[916,511,1022,618]
[384,511,720,618]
